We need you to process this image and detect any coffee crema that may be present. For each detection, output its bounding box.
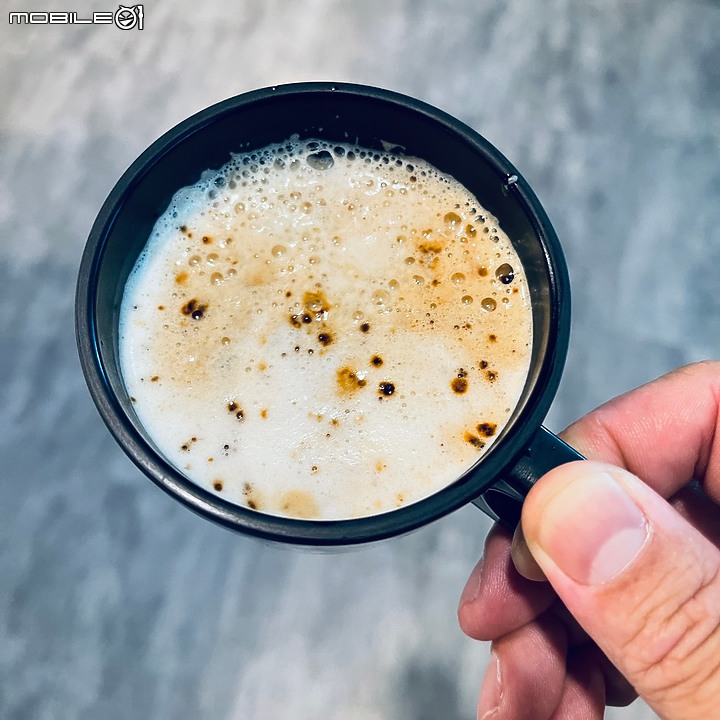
[119,139,533,520]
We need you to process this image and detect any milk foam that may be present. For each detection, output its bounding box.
[120,139,533,520]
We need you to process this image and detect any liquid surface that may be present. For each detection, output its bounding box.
[120,139,533,520]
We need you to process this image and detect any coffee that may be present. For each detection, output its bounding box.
[119,138,533,520]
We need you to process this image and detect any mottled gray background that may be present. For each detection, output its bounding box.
[2,1,719,718]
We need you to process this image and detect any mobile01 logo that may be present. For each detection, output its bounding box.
[9,4,144,29]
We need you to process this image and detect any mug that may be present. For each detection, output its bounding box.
[75,82,583,546]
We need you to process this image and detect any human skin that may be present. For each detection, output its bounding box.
[457,361,720,719]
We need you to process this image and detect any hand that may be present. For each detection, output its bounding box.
[457,361,720,719]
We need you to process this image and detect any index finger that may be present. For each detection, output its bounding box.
[560,361,720,502]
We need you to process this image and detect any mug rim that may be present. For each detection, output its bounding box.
[76,81,570,546]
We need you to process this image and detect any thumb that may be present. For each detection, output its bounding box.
[522,460,720,720]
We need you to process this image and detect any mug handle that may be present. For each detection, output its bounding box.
[472,426,585,529]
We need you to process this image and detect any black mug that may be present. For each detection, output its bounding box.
[75,82,583,547]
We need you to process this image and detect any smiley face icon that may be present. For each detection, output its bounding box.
[114,5,141,30]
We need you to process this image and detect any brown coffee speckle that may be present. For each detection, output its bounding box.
[318,332,333,346]
[280,489,318,519]
[360,322,370,333]
[488,334,497,343]
[213,480,224,491]
[289,314,302,328]
[479,360,489,369]
[378,382,395,397]
[227,401,238,412]
[303,289,330,315]
[179,225,188,234]
[337,366,368,394]
[477,422,497,437]
[150,376,159,382]
[260,408,268,419]
[180,436,198,451]
[464,432,485,449]
[418,240,443,254]
[175,271,188,285]
[370,355,383,367]
[181,298,207,320]
[451,377,468,394]
[486,370,498,382]
[202,235,213,244]
[478,266,488,277]
[243,482,261,511]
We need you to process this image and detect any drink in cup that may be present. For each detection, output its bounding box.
[119,138,533,520]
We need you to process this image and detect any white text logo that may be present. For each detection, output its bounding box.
[9,5,144,30]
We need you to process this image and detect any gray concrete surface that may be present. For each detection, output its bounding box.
[2,1,719,718]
